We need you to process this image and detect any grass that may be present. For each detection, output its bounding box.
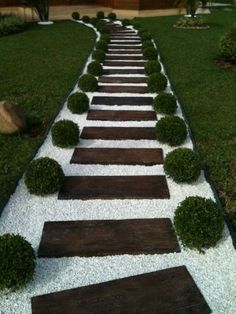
[0,21,96,212]
[137,10,236,226]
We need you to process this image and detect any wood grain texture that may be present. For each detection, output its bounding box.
[87,109,155,121]
[98,85,148,94]
[91,96,153,106]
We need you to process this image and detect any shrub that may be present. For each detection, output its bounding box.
[0,234,36,291]
[99,25,109,34]
[100,34,110,43]
[96,40,108,52]
[220,27,236,64]
[132,21,141,30]
[145,60,161,75]
[92,49,106,63]
[122,19,131,27]
[97,11,105,19]
[108,12,117,21]
[140,32,152,41]
[96,20,106,30]
[174,196,224,252]
[52,120,80,148]
[175,17,206,29]
[67,92,89,114]
[25,157,64,195]
[164,148,201,183]
[142,40,154,50]
[78,74,98,92]
[147,73,167,93]
[138,28,147,36]
[90,17,98,26]
[87,61,103,76]
[153,92,177,115]
[82,15,90,24]
[155,116,187,146]
[0,13,26,37]
[72,12,80,20]
[143,47,158,60]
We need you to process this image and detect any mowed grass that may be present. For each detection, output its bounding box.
[0,21,96,211]
[137,10,236,224]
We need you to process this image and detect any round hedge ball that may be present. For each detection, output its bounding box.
[97,11,104,19]
[100,34,110,43]
[0,234,36,291]
[108,12,117,21]
[142,40,154,50]
[99,26,109,34]
[67,92,89,114]
[96,40,108,52]
[122,19,131,27]
[25,157,64,195]
[72,12,80,20]
[90,17,98,26]
[145,60,161,75]
[153,92,177,115]
[92,49,105,63]
[138,28,147,36]
[174,196,224,252]
[147,73,167,93]
[155,116,187,146]
[87,61,103,76]
[143,47,158,60]
[52,120,80,148]
[82,15,90,23]
[132,21,141,30]
[164,148,201,183]
[140,32,152,41]
[78,74,98,92]
[220,27,236,64]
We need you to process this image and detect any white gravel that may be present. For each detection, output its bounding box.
[0,20,236,314]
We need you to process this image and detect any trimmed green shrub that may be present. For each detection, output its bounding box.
[140,32,152,41]
[92,49,106,63]
[145,60,161,75]
[72,12,80,20]
[52,120,80,148]
[132,21,141,30]
[25,157,64,195]
[0,234,36,291]
[96,20,106,30]
[78,74,98,92]
[153,92,177,115]
[99,25,109,34]
[164,148,201,183]
[122,19,131,27]
[108,12,117,21]
[220,27,236,64]
[143,47,158,60]
[147,73,167,93]
[138,28,147,36]
[96,40,108,52]
[0,13,26,37]
[100,34,110,43]
[174,196,224,252]
[82,15,90,24]
[87,61,103,76]
[67,92,89,114]
[155,116,187,146]
[142,40,154,50]
[97,11,105,19]
[90,17,98,26]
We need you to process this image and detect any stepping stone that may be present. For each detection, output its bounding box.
[58,175,170,200]
[108,50,142,55]
[31,266,211,314]
[87,110,156,121]
[111,35,139,39]
[108,45,142,50]
[98,85,148,94]
[103,61,145,67]
[105,55,143,60]
[37,218,180,258]
[91,96,153,106]
[110,41,141,45]
[71,148,163,165]
[103,68,145,75]
[80,127,156,140]
[99,76,147,84]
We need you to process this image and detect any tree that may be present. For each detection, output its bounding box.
[175,0,199,17]
[22,0,50,22]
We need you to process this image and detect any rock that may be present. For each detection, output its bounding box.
[0,100,27,135]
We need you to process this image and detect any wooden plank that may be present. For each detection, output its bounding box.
[99,76,147,83]
[80,127,156,140]
[110,41,141,45]
[98,85,148,94]
[91,96,153,106]
[31,266,211,314]
[58,175,170,200]
[108,50,142,55]
[103,61,145,67]
[105,55,144,60]
[108,45,142,49]
[103,68,145,75]
[87,109,155,121]
[38,219,180,258]
[70,148,163,165]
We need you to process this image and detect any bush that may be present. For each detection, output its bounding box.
[92,49,106,63]
[174,196,224,252]
[90,17,98,27]
[122,19,131,27]
[100,34,110,43]
[132,21,141,30]
[67,92,89,114]
[78,74,98,92]
[87,61,103,76]
[138,28,147,36]
[52,120,80,148]
[97,11,105,19]
[175,17,206,29]
[72,12,80,20]
[143,47,158,60]
[145,60,161,75]
[108,12,117,21]
[147,73,168,93]
[99,25,109,34]
[0,234,36,291]
[82,15,90,24]
[153,92,177,115]
[140,32,152,41]
[0,13,26,37]
[96,40,108,52]
[25,157,64,195]
[142,40,154,50]
[164,148,201,183]
[96,20,106,30]
[220,27,236,64]
[155,116,187,146]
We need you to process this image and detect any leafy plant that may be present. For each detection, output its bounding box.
[51,120,80,148]
[87,61,103,76]
[164,148,201,182]
[147,73,167,93]
[25,157,64,195]
[82,16,90,24]
[140,32,152,41]
[143,47,158,60]
[175,17,206,28]
[108,12,117,21]
[67,92,89,114]
[78,74,98,92]
[92,49,106,63]
[90,17,98,27]
[122,19,131,27]
[96,40,108,52]
[174,196,224,252]
[97,11,105,19]
[0,14,26,37]
[142,40,154,50]
[153,92,177,114]
[72,12,80,20]
[0,234,36,291]
[220,27,236,64]
[22,0,51,22]
[145,60,161,75]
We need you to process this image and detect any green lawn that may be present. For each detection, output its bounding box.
[0,21,96,212]
[137,10,236,225]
